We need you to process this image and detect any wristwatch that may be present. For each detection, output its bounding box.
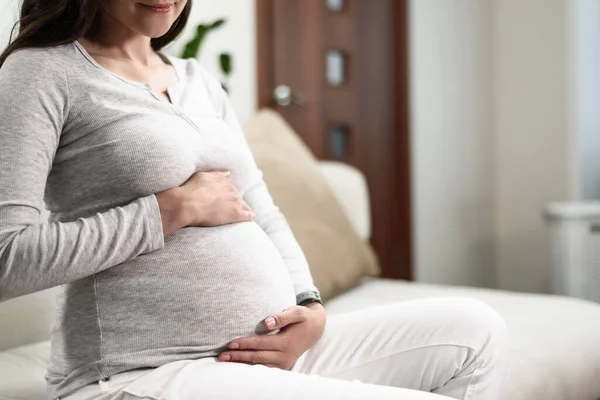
[296,290,323,307]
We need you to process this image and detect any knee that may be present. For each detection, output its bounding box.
[446,297,508,359]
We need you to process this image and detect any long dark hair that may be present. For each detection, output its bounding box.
[0,0,192,67]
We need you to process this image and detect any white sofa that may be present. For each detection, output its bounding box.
[1,161,600,400]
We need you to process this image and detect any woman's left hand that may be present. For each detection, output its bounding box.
[219,303,326,370]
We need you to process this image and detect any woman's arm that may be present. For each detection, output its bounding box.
[199,68,320,302]
[0,48,165,302]
[227,109,320,300]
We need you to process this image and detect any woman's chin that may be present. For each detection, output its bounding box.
[137,25,176,40]
[145,30,173,39]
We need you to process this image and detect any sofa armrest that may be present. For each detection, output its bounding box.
[317,161,371,241]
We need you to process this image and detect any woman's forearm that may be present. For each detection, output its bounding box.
[0,195,165,302]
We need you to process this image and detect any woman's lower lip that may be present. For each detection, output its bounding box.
[140,4,173,13]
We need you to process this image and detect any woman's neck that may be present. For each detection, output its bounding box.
[83,10,155,66]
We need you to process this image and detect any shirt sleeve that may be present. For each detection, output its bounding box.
[0,48,165,302]
[197,66,320,298]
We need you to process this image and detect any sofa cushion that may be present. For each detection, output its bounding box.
[0,288,57,352]
[317,161,371,242]
[0,341,50,400]
[244,110,380,300]
[325,278,600,400]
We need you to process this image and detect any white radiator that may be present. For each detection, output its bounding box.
[545,202,600,303]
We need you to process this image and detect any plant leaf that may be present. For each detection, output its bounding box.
[219,52,232,75]
[180,20,226,59]
[211,19,226,29]
[181,25,208,59]
[181,37,198,59]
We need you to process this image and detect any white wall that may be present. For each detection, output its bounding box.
[410,0,577,293]
[493,0,572,292]
[0,1,257,123]
[0,0,18,50]
[576,0,600,199]
[409,0,496,287]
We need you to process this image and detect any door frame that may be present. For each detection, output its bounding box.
[257,0,275,111]
[256,0,413,281]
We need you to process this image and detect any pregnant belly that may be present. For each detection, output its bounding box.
[94,222,296,356]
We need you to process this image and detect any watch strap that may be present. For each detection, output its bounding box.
[296,290,323,306]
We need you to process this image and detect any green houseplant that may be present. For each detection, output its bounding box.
[181,19,233,92]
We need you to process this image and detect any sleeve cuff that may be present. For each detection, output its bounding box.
[143,194,165,252]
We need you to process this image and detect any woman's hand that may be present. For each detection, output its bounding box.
[156,171,253,236]
[219,303,327,370]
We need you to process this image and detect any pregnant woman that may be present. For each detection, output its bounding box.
[0,1,507,399]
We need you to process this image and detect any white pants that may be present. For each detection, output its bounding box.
[64,297,508,400]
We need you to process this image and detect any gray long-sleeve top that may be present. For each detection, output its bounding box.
[0,42,319,398]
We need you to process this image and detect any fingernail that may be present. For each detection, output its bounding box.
[229,342,239,349]
[221,354,231,361]
[266,317,276,328]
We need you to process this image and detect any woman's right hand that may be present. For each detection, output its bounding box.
[156,171,254,237]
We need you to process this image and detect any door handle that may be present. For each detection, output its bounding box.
[273,85,305,108]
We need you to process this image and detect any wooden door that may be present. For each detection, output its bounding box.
[257,0,412,280]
